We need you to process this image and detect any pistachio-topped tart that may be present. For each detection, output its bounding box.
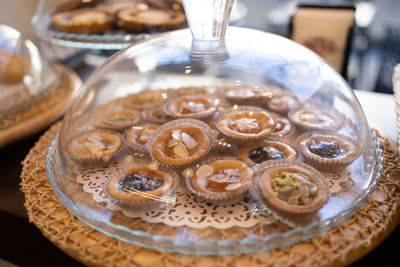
[288,108,343,132]
[106,166,176,206]
[217,106,275,142]
[123,124,159,152]
[259,160,329,215]
[149,119,213,167]
[165,95,217,119]
[93,109,141,131]
[67,131,122,165]
[123,91,167,110]
[297,132,361,171]
[186,158,254,202]
[238,140,297,165]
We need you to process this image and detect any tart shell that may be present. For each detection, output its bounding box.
[123,124,159,152]
[93,109,141,132]
[165,95,217,120]
[288,108,343,132]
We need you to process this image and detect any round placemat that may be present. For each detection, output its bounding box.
[0,64,81,148]
[20,122,400,266]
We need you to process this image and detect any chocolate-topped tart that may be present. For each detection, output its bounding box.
[238,140,297,165]
[52,9,114,34]
[288,108,343,132]
[142,104,174,124]
[149,119,213,167]
[93,109,141,131]
[123,124,159,152]
[67,131,121,165]
[106,166,176,206]
[123,91,167,110]
[297,132,361,171]
[216,106,275,143]
[267,91,300,115]
[165,95,217,120]
[186,158,254,202]
[117,6,185,33]
[258,159,329,215]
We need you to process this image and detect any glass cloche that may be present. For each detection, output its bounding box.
[46,0,382,254]
[0,24,58,116]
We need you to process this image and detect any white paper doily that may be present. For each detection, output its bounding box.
[76,161,352,229]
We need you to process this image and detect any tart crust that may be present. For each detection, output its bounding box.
[93,109,141,131]
[188,158,254,201]
[106,166,175,204]
[123,124,159,152]
[238,140,297,165]
[52,9,114,34]
[297,132,361,171]
[259,160,329,215]
[288,108,343,131]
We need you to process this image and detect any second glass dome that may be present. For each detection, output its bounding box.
[46,0,381,254]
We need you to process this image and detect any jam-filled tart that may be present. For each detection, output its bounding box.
[238,140,297,165]
[216,106,275,142]
[117,6,185,33]
[52,9,114,34]
[258,160,329,215]
[106,166,176,206]
[297,132,361,171]
[93,109,141,131]
[165,95,217,120]
[149,119,213,167]
[66,131,122,165]
[123,91,167,110]
[186,158,254,202]
[123,124,159,152]
[288,108,343,132]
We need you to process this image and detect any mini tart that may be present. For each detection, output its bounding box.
[167,86,209,98]
[93,109,141,131]
[267,91,300,115]
[106,166,176,206]
[0,50,29,84]
[52,9,114,34]
[149,119,213,168]
[216,106,275,143]
[288,108,343,132]
[165,95,217,120]
[123,124,159,152]
[123,91,167,110]
[219,85,277,105]
[258,159,329,215]
[97,0,149,16]
[267,115,295,140]
[67,131,121,165]
[238,140,297,165]
[142,104,174,124]
[187,158,254,202]
[297,132,361,171]
[117,7,185,33]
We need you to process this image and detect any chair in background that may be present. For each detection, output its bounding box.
[290,4,356,80]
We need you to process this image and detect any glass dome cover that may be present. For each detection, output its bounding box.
[0,24,58,116]
[46,0,382,254]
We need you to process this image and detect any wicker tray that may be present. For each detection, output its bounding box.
[20,122,400,266]
[0,64,80,148]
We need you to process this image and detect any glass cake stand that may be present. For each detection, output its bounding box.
[45,0,383,254]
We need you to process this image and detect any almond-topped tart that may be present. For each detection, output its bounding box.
[66,131,122,165]
[219,85,277,106]
[106,166,176,207]
[288,108,343,132]
[238,140,297,165]
[297,132,361,171]
[97,0,149,16]
[165,95,217,120]
[117,6,185,33]
[258,160,329,215]
[216,106,275,143]
[93,109,141,131]
[267,91,300,115]
[149,119,213,167]
[268,116,295,140]
[186,158,254,202]
[52,9,114,34]
[123,91,167,110]
[123,124,159,152]
[142,105,174,124]
[168,86,209,97]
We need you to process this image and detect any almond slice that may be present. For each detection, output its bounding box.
[196,164,214,178]
[167,138,179,147]
[173,142,189,158]
[181,132,198,149]
[225,183,242,191]
[171,129,182,141]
